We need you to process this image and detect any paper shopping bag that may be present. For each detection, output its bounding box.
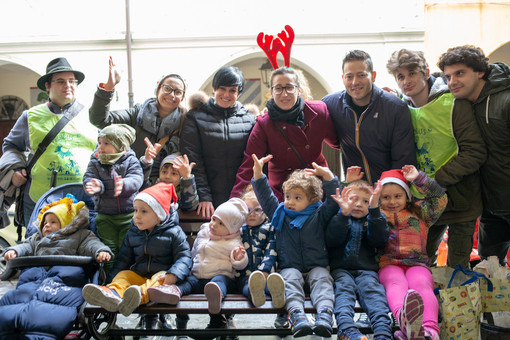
[481,278,510,312]
[438,265,490,339]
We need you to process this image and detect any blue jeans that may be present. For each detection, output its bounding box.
[332,268,392,338]
[178,275,236,297]
[478,209,510,266]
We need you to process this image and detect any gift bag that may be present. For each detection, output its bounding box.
[481,278,510,312]
[438,265,492,339]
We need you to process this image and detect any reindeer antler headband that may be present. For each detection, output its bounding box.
[257,25,295,70]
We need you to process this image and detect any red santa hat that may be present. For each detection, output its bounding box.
[134,182,178,221]
[379,169,412,200]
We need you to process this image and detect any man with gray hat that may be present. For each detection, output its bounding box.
[1,57,98,225]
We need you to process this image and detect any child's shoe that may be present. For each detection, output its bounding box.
[248,270,266,307]
[273,313,289,328]
[313,307,333,337]
[393,330,406,340]
[204,282,223,314]
[400,289,425,340]
[267,272,285,309]
[82,284,121,312]
[148,284,181,305]
[118,285,142,317]
[424,329,440,340]
[288,308,313,337]
[337,327,368,340]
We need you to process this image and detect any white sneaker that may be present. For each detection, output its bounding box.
[248,271,267,307]
[119,285,142,317]
[267,272,285,309]
[82,284,121,312]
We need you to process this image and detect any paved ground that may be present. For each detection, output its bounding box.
[0,276,373,340]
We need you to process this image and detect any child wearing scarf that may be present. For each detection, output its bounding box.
[83,124,144,273]
[250,154,340,338]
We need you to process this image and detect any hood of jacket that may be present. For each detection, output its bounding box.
[36,205,90,238]
[476,62,510,104]
[188,91,247,118]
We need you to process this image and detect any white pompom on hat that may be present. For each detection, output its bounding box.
[134,182,178,221]
[212,198,249,234]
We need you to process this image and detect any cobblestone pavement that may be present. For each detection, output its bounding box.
[0,277,374,340]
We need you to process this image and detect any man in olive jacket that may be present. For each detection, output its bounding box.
[387,49,486,268]
[439,45,510,266]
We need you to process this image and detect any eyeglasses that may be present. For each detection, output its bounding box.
[160,84,185,98]
[248,206,265,216]
[271,84,298,95]
[51,79,79,86]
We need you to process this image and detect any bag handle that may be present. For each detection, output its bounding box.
[447,264,494,291]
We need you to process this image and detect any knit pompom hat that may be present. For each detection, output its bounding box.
[98,124,136,153]
[379,169,412,200]
[38,196,85,230]
[134,182,178,221]
[212,198,249,234]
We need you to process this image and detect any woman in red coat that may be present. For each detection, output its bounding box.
[230,67,338,202]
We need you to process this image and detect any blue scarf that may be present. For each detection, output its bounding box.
[271,201,322,231]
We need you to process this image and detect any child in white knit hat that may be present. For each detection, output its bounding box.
[82,182,192,317]
[175,197,249,319]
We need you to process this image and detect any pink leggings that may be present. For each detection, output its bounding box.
[379,265,439,334]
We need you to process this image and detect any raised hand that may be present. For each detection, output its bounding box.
[346,166,364,182]
[143,137,162,163]
[305,162,334,181]
[331,187,355,216]
[402,165,419,182]
[252,154,273,180]
[369,180,382,208]
[173,154,196,179]
[104,56,121,91]
[85,178,102,195]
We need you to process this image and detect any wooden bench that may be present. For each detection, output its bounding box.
[82,210,392,339]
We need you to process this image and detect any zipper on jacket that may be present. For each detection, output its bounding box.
[394,212,400,259]
[349,108,372,184]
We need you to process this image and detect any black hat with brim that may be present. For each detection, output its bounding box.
[37,57,85,91]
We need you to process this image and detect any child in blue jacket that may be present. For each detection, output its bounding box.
[326,174,392,340]
[250,154,340,338]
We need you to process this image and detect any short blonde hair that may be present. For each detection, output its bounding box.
[347,180,372,196]
[282,169,322,203]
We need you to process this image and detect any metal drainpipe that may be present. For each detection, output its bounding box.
[125,0,134,108]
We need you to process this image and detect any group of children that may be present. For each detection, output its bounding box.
[2,122,448,340]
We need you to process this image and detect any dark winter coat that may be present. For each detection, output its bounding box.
[471,63,510,214]
[180,95,255,208]
[231,100,338,202]
[407,76,486,224]
[253,174,340,273]
[322,85,417,184]
[83,149,144,215]
[326,207,388,271]
[108,208,192,283]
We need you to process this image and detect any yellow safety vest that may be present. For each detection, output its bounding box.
[27,103,97,201]
[409,94,457,197]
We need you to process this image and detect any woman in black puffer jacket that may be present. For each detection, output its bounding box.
[180,66,255,218]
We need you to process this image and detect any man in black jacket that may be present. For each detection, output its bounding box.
[438,45,510,266]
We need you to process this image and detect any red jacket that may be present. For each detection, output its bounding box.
[230,100,338,202]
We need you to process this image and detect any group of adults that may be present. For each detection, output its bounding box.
[1,44,509,270]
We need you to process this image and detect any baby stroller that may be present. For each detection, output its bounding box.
[0,183,116,339]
